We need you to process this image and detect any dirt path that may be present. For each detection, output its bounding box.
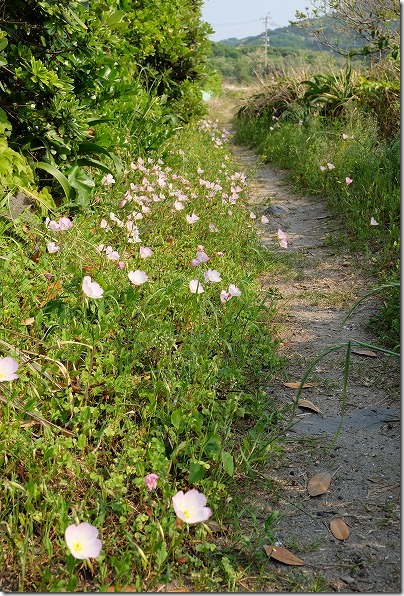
[231,144,400,592]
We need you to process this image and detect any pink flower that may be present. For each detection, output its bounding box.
[100,219,109,229]
[82,276,104,298]
[204,269,222,283]
[191,249,210,267]
[59,217,73,231]
[139,246,153,259]
[186,213,200,224]
[105,246,119,261]
[101,173,115,186]
[277,229,288,249]
[174,201,184,211]
[47,242,60,253]
[0,357,19,382]
[144,473,159,491]
[45,218,60,231]
[172,489,212,524]
[327,163,335,170]
[261,215,269,224]
[220,284,241,302]
[228,284,241,297]
[345,177,353,185]
[209,223,220,232]
[65,522,102,560]
[249,212,256,219]
[189,279,204,294]
[128,270,148,285]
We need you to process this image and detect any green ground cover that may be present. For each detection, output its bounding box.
[0,117,285,591]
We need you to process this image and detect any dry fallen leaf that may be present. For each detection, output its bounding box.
[283,381,318,389]
[307,471,332,496]
[330,518,350,540]
[351,348,377,358]
[263,544,304,566]
[39,281,63,307]
[20,317,35,326]
[297,399,322,414]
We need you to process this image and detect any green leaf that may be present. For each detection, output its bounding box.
[170,409,183,431]
[76,157,112,174]
[189,462,206,483]
[221,451,234,477]
[78,142,122,175]
[66,165,95,206]
[34,162,72,200]
[203,435,221,458]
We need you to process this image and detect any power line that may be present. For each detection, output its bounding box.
[207,19,261,28]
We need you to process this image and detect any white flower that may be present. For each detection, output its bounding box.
[370,217,379,226]
[82,276,104,298]
[47,242,60,253]
[249,212,256,219]
[172,489,212,524]
[128,270,148,285]
[65,522,102,560]
[261,215,269,224]
[209,223,220,232]
[189,279,204,294]
[0,357,19,382]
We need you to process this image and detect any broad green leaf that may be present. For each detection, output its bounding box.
[189,462,206,483]
[34,162,72,200]
[221,451,234,477]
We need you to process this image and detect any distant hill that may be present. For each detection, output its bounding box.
[217,16,367,53]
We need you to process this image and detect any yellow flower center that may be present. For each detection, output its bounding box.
[72,541,83,553]
[182,509,191,520]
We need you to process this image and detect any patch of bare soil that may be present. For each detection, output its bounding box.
[232,144,400,593]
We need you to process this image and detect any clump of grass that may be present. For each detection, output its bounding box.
[0,116,284,591]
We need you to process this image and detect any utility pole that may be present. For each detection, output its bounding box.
[260,13,270,73]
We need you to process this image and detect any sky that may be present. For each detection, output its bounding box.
[201,0,312,41]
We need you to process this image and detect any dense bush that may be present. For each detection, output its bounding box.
[0,0,212,204]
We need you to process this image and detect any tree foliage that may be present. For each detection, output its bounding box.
[0,0,213,203]
[293,0,400,60]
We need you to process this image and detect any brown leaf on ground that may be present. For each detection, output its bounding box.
[20,317,35,326]
[297,399,322,413]
[351,348,378,357]
[263,544,304,566]
[39,281,62,307]
[307,471,332,496]
[330,518,350,540]
[283,381,318,389]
